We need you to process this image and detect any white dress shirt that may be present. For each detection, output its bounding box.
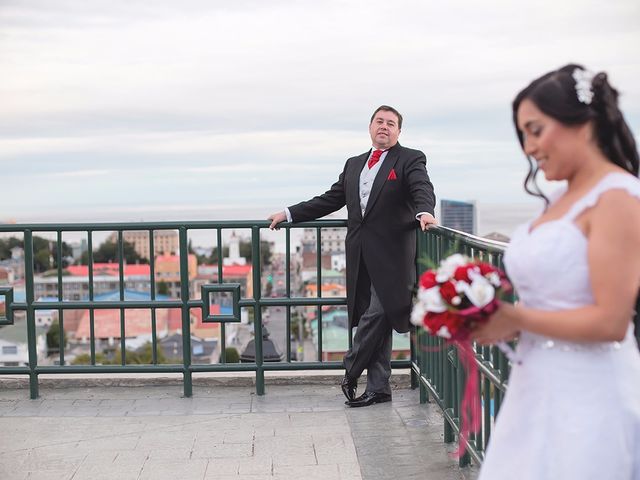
[359,149,388,216]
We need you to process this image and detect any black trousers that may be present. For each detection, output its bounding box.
[342,284,393,395]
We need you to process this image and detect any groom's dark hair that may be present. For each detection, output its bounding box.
[370,105,403,129]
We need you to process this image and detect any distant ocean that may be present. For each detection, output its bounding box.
[476,202,542,238]
[2,201,542,250]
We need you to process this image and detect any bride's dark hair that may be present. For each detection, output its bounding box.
[512,63,639,203]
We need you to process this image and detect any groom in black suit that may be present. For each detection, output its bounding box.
[268,105,436,406]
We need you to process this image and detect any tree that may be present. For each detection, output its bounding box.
[0,236,22,260]
[206,246,230,264]
[32,237,72,269]
[46,319,67,355]
[200,239,272,267]
[71,353,107,365]
[51,241,73,269]
[221,347,240,363]
[239,240,272,267]
[157,280,169,296]
[133,342,170,364]
[73,343,172,365]
[34,249,51,273]
[80,240,148,265]
[0,236,72,272]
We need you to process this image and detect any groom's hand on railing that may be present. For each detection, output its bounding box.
[419,213,437,231]
[268,211,287,230]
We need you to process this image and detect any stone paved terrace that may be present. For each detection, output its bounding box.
[0,374,478,480]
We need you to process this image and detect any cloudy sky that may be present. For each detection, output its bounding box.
[2,0,639,236]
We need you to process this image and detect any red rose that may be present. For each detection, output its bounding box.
[441,311,462,337]
[439,281,458,305]
[425,311,462,338]
[453,265,474,283]
[476,262,498,276]
[420,270,438,289]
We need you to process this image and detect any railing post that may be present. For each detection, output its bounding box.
[285,228,292,362]
[87,231,96,365]
[252,226,265,395]
[411,230,422,391]
[24,230,39,399]
[149,229,158,365]
[216,229,227,364]
[443,344,454,443]
[456,351,470,467]
[418,330,428,403]
[56,231,65,366]
[410,328,419,391]
[179,227,193,397]
[316,227,323,362]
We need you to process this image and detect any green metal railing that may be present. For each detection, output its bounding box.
[411,225,512,467]
[1,219,514,467]
[0,220,415,399]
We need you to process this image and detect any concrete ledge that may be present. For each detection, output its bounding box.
[0,370,412,390]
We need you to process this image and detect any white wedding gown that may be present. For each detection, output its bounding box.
[479,172,640,480]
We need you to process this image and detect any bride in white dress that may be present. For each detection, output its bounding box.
[473,64,640,479]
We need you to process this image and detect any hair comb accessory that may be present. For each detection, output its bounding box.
[572,67,595,105]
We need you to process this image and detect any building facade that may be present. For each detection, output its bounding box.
[440,199,476,235]
[107,230,179,260]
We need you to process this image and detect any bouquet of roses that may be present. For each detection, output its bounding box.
[411,253,515,457]
[410,253,512,340]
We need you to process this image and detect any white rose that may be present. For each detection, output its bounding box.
[435,254,468,282]
[410,301,427,326]
[457,272,495,308]
[436,325,452,339]
[486,271,501,288]
[417,286,448,313]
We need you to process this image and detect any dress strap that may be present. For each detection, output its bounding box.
[563,172,640,221]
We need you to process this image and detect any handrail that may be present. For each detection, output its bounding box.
[0,219,415,400]
[1,218,514,468]
[411,225,513,467]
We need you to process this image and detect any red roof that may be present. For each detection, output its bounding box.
[75,308,168,339]
[122,265,151,275]
[66,263,151,277]
[156,254,179,262]
[203,264,252,276]
[75,306,218,339]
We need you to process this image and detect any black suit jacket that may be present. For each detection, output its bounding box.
[289,142,436,333]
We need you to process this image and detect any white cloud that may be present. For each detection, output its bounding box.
[49,169,111,178]
[1,0,639,230]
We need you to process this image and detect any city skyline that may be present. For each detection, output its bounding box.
[2,1,639,237]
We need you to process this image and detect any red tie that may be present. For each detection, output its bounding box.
[368,149,383,169]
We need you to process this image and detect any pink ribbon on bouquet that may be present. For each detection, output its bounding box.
[452,340,481,458]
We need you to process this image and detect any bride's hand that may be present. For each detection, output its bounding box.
[471,302,520,345]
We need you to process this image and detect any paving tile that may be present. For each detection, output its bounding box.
[23,470,71,480]
[338,462,363,480]
[139,459,208,480]
[0,384,478,480]
[236,455,272,475]
[273,463,340,480]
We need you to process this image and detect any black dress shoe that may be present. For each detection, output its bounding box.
[346,391,391,408]
[340,374,357,401]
